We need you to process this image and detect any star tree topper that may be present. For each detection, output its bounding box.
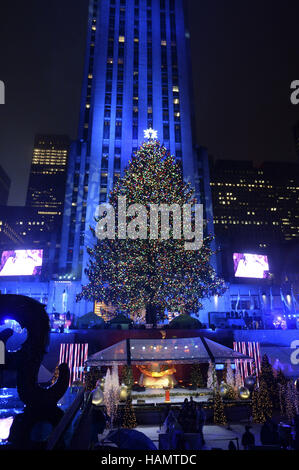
[144,127,158,140]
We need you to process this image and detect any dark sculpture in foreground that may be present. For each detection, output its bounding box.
[0,294,69,448]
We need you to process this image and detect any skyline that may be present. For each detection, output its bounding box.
[0,0,299,206]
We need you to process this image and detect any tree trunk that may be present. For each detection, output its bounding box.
[145,303,159,327]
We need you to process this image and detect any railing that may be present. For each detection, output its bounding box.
[46,388,86,450]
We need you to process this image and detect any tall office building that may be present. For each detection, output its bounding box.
[59,0,208,315]
[210,159,299,280]
[210,159,299,245]
[293,120,299,160]
[26,134,69,233]
[0,165,11,205]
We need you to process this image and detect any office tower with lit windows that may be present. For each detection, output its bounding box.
[210,159,299,279]
[293,120,299,160]
[26,134,69,233]
[0,165,11,205]
[58,0,206,315]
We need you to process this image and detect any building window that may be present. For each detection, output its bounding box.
[115,121,122,138]
[114,157,121,170]
[175,125,181,143]
[103,121,110,139]
[133,124,138,140]
[101,172,108,186]
[163,124,169,140]
[101,155,108,170]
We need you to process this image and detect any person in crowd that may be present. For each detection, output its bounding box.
[228,440,237,450]
[179,399,190,432]
[182,398,188,409]
[187,397,197,431]
[278,423,291,449]
[241,425,255,449]
[195,402,206,445]
[272,422,280,445]
[189,396,196,411]
[162,408,182,433]
[90,405,107,448]
[162,404,171,423]
[293,414,299,450]
[161,407,184,450]
[260,416,275,445]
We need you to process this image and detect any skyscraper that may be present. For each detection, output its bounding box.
[26,134,69,234]
[59,0,208,315]
[293,120,299,160]
[0,165,11,205]
[209,158,299,281]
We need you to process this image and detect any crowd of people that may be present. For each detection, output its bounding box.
[90,396,299,450]
[162,398,206,446]
[240,416,299,450]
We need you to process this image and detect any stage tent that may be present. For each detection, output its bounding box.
[86,336,251,366]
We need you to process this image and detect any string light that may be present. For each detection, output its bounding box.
[77,140,226,322]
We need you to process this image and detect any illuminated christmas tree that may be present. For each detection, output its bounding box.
[51,364,60,385]
[260,354,279,409]
[190,363,205,388]
[251,379,273,423]
[103,365,120,428]
[277,370,288,415]
[77,140,226,324]
[207,361,217,389]
[224,360,237,400]
[213,389,227,425]
[234,365,243,391]
[285,380,299,423]
[251,386,260,423]
[122,398,137,429]
[121,365,134,390]
[84,365,102,392]
[276,368,288,387]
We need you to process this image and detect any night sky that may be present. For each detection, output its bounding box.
[0,0,299,206]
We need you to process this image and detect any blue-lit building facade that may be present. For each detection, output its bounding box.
[51,0,214,317]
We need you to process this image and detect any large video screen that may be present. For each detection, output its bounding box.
[0,249,43,276]
[233,253,269,279]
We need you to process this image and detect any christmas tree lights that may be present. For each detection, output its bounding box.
[224,359,237,400]
[251,379,273,423]
[122,398,137,429]
[207,361,217,390]
[213,389,227,425]
[260,354,279,408]
[190,363,205,388]
[77,140,226,324]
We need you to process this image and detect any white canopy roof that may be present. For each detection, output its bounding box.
[86,336,252,366]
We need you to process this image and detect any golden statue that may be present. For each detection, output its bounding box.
[160,330,166,340]
[137,363,176,388]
